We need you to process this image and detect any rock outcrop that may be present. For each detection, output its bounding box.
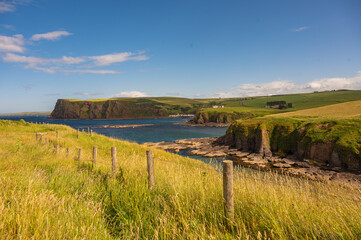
[144,137,361,188]
[50,99,185,119]
[219,118,361,171]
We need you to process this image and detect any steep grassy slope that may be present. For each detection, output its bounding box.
[193,107,277,124]
[1,120,361,239]
[223,101,361,169]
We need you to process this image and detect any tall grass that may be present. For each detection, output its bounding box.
[0,120,360,239]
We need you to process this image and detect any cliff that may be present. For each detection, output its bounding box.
[50,98,193,119]
[217,117,361,171]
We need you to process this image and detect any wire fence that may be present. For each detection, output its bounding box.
[36,129,361,204]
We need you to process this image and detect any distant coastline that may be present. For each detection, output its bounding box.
[0,112,50,116]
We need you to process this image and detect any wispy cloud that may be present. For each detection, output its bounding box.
[0,1,15,13]
[2,24,15,30]
[73,92,103,96]
[194,93,206,98]
[111,91,148,98]
[0,0,31,14]
[90,51,149,66]
[31,31,73,41]
[0,32,149,74]
[293,26,309,32]
[0,34,24,52]
[64,69,121,74]
[1,53,86,73]
[213,74,361,98]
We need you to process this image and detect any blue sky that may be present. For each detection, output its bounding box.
[0,0,360,113]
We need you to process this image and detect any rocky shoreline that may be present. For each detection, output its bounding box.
[143,137,361,189]
[175,121,231,127]
[92,124,154,129]
[89,121,229,129]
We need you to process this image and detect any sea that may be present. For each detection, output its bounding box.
[0,115,228,166]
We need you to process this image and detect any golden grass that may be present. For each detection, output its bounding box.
[0,120,361,239]
[269,100,361,119]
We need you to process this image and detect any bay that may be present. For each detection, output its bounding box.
[0,115,227,144]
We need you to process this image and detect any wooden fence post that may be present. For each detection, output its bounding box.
[223,160,234,226]
[90,129,93,137]
[146,150,155,190]
[93,146,97,167]
[78,148,82,162]
[56,130,59,139]
[77,129,79,139]
[88,127,90,133]
[111,147,117,175]
[66,148,70,158]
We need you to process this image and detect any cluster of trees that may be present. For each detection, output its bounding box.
[266,101,293,109]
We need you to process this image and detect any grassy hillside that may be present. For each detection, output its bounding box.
[194,90,361,123]
[1,120,361,239]
[270,100,361,119]
[241,89,361,111]
[225,101,361,169]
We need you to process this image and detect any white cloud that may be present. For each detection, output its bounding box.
[90,51,149,66]
[60,56,85,64]
[1,53,86,73]
[0,34,24,52]
[111,91,148,98]
[73,92,103,96]
[0,32,149,74]
[0,1,15,13]
[63,69,121,74]
[2,53,46,64]
[293,26,309,32]
[31,31,72,41]
[213,74,361,98]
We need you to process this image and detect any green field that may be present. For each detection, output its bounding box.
[194,90,361,123]
[240,89,361,111]
[1,120,360,239]
[270,100,361,119]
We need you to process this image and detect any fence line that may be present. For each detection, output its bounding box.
[34,129,361,235]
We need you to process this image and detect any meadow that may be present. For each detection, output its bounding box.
[193,90,361,123]
[269,100,361,119]
[1,120,361,239]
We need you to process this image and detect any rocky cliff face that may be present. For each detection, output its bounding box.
[50,99,168,119]
[217,118,361,171]
[192,111,256,124]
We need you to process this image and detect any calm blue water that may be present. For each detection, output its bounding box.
[0,115,227,144]
[1,115,237,169]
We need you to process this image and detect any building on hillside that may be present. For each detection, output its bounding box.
[212,105,224,108]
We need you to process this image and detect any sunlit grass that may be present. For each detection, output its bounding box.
[270,100,361,119]
[0,120,360,239]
